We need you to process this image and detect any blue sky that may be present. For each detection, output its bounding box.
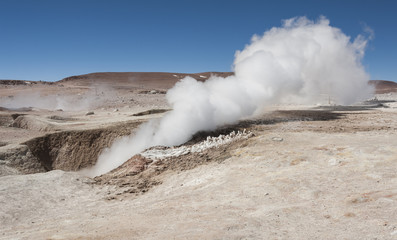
[0,0,396,82]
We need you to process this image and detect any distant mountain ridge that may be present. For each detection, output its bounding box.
[0,79,53,85]
[1,72,396,93]
[58,72,234,89]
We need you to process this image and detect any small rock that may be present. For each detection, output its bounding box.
[82,178,96,184]
[272,137,283,142]
[344,212,356,217]
[113,109,119,112]
[347,195,371,204]
[85,111,94,116]
[328,158,340,166]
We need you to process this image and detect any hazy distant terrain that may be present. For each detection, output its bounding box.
[2,72,395,93]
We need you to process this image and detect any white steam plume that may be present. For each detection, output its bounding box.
[84,16,374,177]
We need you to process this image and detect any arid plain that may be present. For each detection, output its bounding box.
[1,73,397,239]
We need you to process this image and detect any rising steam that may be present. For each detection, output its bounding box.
[84,16,374,177]
[0,84,117,111]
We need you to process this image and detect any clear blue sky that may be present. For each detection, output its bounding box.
[0,0,396,81]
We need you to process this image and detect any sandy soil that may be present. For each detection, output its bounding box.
[1,76,397,239]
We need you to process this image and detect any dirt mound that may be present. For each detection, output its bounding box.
[95,144,238,197]
[12,115,58,132]
[109,154,153,178]
[95,129,254,197]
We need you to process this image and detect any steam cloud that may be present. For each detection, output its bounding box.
[84,16,374,177]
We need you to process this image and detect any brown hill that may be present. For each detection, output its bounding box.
[59,73,397,93]
[57,72,234,89]
[3,74,396,94]
[369,80,397,94]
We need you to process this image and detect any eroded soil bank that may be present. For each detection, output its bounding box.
[1,111,145,175]
[24,121,142,171]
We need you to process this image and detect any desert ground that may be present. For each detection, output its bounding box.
[1,73,397,239]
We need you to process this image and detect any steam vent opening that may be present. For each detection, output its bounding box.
[21,123,256,174]
[18,109,349,176]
